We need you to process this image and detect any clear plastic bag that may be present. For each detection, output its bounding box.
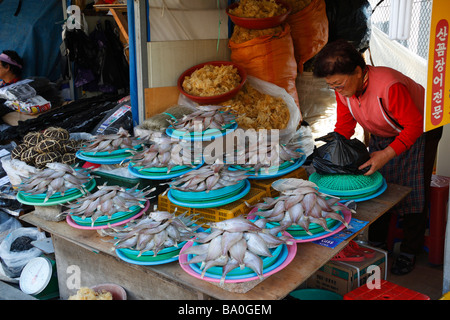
[178,75,301,144]
[0,212,21,243]
[0,227,46,278]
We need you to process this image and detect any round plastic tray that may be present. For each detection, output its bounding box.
[309,171,384,196]
[76,150,131,165]
[339,179,387,202]
[167,179,250,208]
[80,144,142,157]
[244,154,306,180]
[119,240,187,257]
[192,242,283,277]
[115,247,179,265]
[128,161,204,180]
[289,209,352,243]
[170,179,246,202]
[179,236,297,283]
[66,207,145,230]
[17,179,97,206]
[166,122,237,142]
[70,205,145,227]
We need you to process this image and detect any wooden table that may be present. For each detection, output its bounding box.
[20,183,410,300]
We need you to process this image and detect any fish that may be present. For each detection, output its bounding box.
[228,238,247,269]
[209,215,262,233]
[80,127,140,154]
[244,233,272,257]
[243,250,264,279]
[96,209,198,256]
[250,178,352,234]
[220,231,243,258]
[201,255,228,279]
[169,163,249,193]
[180,213,291,283]
[17,163,95,202]
[220,258,240,285]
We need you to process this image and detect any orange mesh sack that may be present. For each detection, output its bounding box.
[286,0,329,73]
[228,23,300,110]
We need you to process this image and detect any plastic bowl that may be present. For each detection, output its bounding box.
[226,1,291,30]
[90,283,127,300]
[177,61,247,104]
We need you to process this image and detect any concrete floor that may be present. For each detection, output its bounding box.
[386,249,445,300]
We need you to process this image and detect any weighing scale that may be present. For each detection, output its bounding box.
[19,257,59,299]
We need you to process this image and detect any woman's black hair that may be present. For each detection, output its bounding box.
[1,50,23,77]
[313,39,366,78]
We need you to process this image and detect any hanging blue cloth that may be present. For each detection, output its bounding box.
[0,0,63,81]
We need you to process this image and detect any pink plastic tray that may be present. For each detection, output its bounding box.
[248,207,352,243]
[178,232,297,284]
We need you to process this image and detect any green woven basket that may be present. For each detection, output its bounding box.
[308,171,384,196]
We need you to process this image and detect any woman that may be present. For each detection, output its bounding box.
[313,39,442,275]
[0,50,23,87]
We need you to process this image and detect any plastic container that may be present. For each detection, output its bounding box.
[289,288,343,300]
[226,1,291,29]
[426,175,449,265]
[91,283,127,300]
[177,61,247,104]
[158,187,266,227]
[343,280,430,300]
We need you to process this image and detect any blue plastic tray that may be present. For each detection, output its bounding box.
[188,244,288,280]
[167,179,250,208]
[128,161,204,180]
[166,122,237,142]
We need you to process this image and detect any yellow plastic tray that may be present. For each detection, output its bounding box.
[158,187,266,227]
[250,166,308,198]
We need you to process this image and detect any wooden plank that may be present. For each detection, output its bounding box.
[20,183,411,300]
[53,236,207,300]
[109,8,128,43]
[144,86,180,119]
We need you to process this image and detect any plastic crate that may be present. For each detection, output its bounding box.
[250,166,308,198]
[343,280,430,300]
[158,187,267,226]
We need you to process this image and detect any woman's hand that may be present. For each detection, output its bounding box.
[359,146,396,176]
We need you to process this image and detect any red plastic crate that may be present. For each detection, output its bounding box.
[343,280,430,300]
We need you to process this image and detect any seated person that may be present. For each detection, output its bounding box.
[0,50,23,88]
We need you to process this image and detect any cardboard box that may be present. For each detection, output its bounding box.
[307,245,387,297]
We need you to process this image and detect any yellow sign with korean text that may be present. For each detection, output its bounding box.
[425,0,450,131]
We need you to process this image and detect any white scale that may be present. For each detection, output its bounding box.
[19,257,56,297]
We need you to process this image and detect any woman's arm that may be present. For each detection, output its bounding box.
[359,83,423,175]
[333,92,357,139]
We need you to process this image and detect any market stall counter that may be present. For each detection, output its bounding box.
[20,183,411,300]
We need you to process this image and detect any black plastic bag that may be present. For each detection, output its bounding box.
[325,0,372,53]
[312,132,370,175]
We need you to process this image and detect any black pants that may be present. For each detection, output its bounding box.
[369,126,443,254]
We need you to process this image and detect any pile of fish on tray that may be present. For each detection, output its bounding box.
[167,105,235,132]
[128,134,201,172]
[59,184,156,226]
[227,133,305,174]
[169,161,248,192]
[180,215,293,284]
[99,210,202,257]
[80,127,141,154]
[15,163,94,202]
[251,178,352,235]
